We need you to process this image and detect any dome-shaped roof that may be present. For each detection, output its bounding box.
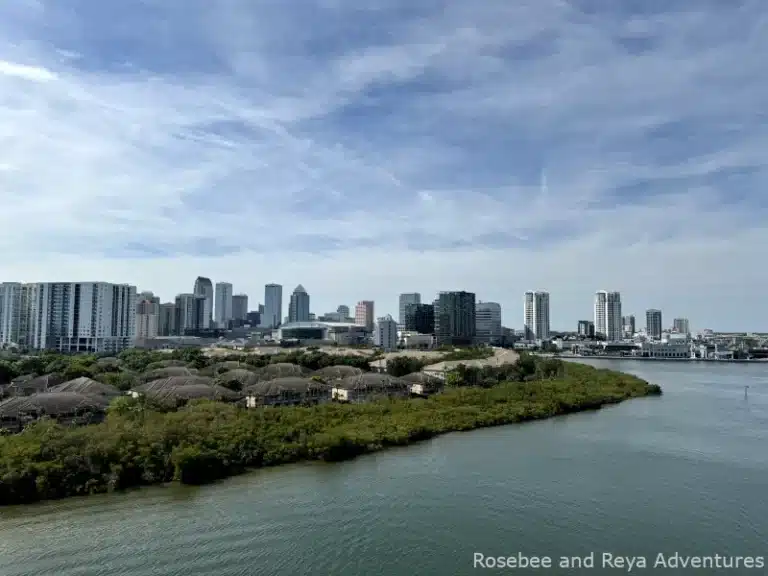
[133,376,214,393]
[313,365,364,379]
[245,377,326,397]
[51,377,120,397]
[143,383,239,404]
[141,366,199,382]
[256,363,310,379]
[9,373,63,393]
[336,372,409,391]
[0,392,110,417]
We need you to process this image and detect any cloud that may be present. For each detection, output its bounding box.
[0,0,767,331]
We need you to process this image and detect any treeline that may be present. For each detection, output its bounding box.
[0,360,661,505]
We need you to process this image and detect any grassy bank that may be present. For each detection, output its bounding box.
[0,362,660,505]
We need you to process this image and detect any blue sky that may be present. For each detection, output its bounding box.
[1,0,766,331]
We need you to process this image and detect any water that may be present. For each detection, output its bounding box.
[2,360,768,575]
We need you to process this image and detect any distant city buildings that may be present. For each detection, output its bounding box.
[263,284,282,328]
[135,291,160,339]
[578,320,595,338]
[232,294,248,323]
[355,301,375,331]
[214,282,233,328]
[476,301,502,345]
[646,309,663,340]
[622,315,636,338]
[288,285,310,323]
[374,314,398,351]
[398,293,421,327]
[523,291,550,341]
[193,277,213,329]
[673,317,691,335]
[595,291,622,341]
[404,303,435,335]
[435,291,476,347]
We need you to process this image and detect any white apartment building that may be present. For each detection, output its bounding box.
[523,291,550,341]
[595,290,622,341]
[0,282,22,346]
[193,277,214,329]
[476,301,502,345]
[374,314,398,351]
[21,282,137,353]
[214,282,233,328]
[355,300,375,331]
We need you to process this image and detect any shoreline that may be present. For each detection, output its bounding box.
[560,355,768,363]
[0,363,662,506]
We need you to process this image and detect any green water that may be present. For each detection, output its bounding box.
[1,360,767,575]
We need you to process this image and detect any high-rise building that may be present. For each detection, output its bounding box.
[135,292,160,339]
[0,282,22,346]
[337,305,350,318]
[435,291,476,346]
[25,282,136,353]
[673,318,690,335]
[622,315,636,338]
[158,303,176,336]
[232,294,249,322]
[193,277,213,329]
[404,303,435,334]
[595,291,622,341]
[374,314,398,351]
[646,309,663,340]
[214,282,233,328]
[174,293,198,335]
[355,301,375,331]
[577,320,595,338]
[288,285,310,323]
[398,293,421,326]
[263,284,282,328]
[523,291,550,340]
[476,301,502,345]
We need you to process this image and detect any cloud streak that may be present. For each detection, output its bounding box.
[0,0,766,330]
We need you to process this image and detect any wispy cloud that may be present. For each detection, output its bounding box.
[0,0,766,330]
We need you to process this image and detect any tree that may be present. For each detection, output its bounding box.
[386,356,425,377]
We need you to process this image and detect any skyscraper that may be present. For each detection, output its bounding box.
[646,309,663,340]
[193,277,213,329]
[398,293,421,326]
[404,303,435,334]
[435,291,476,347]
[175,293,197,334]
[0,282,22,346]
[214,282,233,328]
[232,294,248,322]
[264,284,283,328]
[158,302,176,336]
[622,315,636,338]
[523,291,550,340]
[355,301,375,331]
[595,291,622,341]
[673,318,690,335]
[135,292,160,339]
[288,285,310,323]
[476,301,502,345]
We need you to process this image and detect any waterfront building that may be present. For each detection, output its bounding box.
[577,320,595,338]
[673,318,691,335]
[595,291,622,341]
[524,291,550,341]
[646,309,663,340]
[622,315,636,338]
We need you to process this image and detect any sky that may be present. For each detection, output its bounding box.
[0,0,766,332]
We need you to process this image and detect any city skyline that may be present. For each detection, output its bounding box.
[0,2,766,332]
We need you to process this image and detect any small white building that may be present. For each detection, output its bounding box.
[398,331,434,349]
[374,314,398,351]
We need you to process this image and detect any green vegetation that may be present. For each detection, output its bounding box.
[0,358,660,505]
